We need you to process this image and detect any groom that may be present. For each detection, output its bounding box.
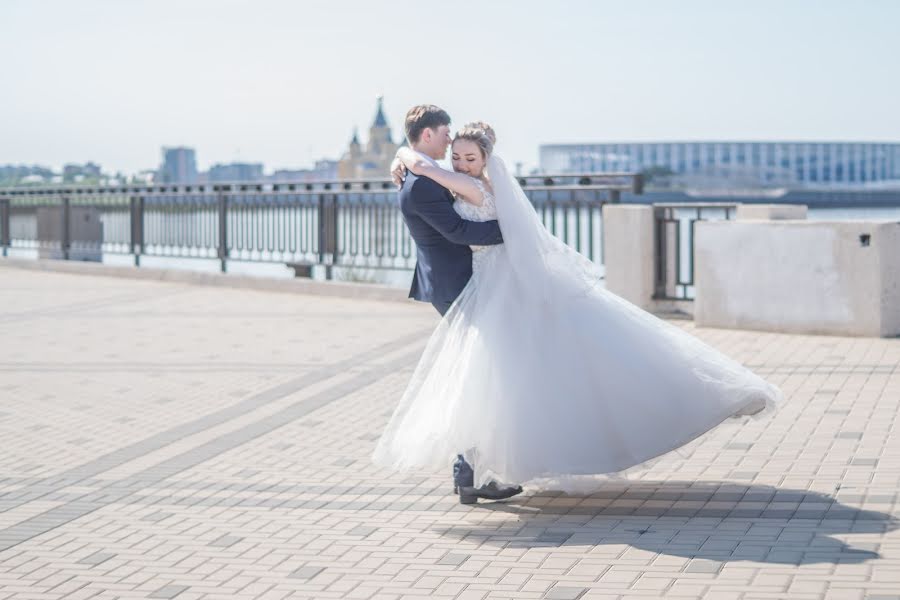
[397,104,522,504]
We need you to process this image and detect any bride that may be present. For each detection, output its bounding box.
[372,122,782,500]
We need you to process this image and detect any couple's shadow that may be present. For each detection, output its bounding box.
[436,481,897,565]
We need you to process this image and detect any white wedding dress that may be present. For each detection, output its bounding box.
[372,155,782,492]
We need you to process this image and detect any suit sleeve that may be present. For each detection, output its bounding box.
[411,177,504,246]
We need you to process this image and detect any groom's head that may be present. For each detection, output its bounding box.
[405,105,452,161]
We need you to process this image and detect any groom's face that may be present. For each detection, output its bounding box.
[423,125,452,159]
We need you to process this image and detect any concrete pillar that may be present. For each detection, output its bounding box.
[602,205,655,310]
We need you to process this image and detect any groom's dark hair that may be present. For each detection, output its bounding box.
[405,105,451,144]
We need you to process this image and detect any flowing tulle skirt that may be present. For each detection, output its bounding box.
[372,245,781,492]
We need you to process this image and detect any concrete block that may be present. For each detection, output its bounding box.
[695,220,900,336]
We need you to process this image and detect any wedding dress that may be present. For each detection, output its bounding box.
[372,155,782,492]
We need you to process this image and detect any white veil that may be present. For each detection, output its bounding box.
[487,154,603,303]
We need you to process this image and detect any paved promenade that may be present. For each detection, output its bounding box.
[1,263,899,600]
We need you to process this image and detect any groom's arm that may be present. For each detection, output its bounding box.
[412,177,503,246]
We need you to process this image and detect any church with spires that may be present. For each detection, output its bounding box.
[337,96,402,180]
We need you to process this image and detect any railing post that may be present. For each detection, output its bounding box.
[318,192,337,280]
[632,173,644,195]
[217,187,229,273]
[138,196,146,263]
[330,194,339,275]
[652,205,683,300]
[317,193,326,267]
[130,196,144,267]
[61,196,71,260]
[653,206,665,299]
[0,198,10,257]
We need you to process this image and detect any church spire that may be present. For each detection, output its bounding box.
[337,97,399,179]
[349,127,361,159]
[373,95,388,128]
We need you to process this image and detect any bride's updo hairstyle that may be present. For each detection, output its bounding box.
[454,121,496,159]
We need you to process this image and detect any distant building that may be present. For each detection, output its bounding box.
[0,165,54,186]
[313,159,338,180]
[159,146,198,184]
[62,162,102,183]
[208,162,264,182]
[271,159,339,182]
[337,96,400,180]
[540,142,900,189]
[132,170,157,185]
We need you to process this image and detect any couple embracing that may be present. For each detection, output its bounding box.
[372,105,781,504]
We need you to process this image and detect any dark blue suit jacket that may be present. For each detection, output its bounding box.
[400,172,503,307]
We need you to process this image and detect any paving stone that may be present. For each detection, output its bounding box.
[725,442,753,450]
[149,585,190,599]
[684,559,723,574]
[437,553,469,566]
[544,587,588,600]
[208,535,243,548]
[76,551,116,566]
[537,532,573,544]
[140,511,174,522]
[288,566,324,580]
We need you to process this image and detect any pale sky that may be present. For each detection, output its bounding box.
[2,0,898,175]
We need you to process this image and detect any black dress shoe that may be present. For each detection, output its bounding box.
[452,454,523,504]
[457,481,524,504]
[452,454,474,494]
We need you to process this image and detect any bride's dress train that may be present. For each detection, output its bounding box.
[372,156,782,493]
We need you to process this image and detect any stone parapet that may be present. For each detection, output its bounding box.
[695,219,900,336]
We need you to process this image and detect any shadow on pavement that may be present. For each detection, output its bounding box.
[436,481,896,565]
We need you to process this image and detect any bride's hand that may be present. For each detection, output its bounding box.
[390,158,406,187]
[396,147,430,176]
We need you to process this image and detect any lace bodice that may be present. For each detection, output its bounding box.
[452,177,499,271]
[452,177,497,223]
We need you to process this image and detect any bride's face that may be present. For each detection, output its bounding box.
[451,139,486,177]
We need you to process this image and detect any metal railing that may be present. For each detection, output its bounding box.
[0,173,642,275]
[653,203,739,300]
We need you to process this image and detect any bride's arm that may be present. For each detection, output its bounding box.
[396,147,485,206]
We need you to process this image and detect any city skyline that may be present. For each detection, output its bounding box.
[2,0,899,175]
[0,147,341,186]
